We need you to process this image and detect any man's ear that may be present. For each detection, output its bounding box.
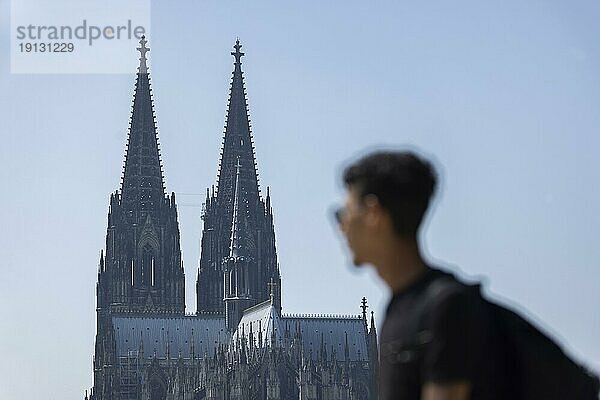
[363,194,385,229]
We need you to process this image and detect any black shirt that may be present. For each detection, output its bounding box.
[379,267,516,400]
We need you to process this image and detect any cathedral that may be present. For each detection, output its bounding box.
[86,37,378,400]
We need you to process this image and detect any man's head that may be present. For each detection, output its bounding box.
[338,150,437,266]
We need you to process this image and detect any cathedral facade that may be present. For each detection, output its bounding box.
[86,37,378,400]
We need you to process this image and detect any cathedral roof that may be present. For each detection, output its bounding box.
[113,315,227,359]
[231,299,283,347]
[283,315,369,362]
[231,300,369,362]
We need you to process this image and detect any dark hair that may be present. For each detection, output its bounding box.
[343,150,437,237]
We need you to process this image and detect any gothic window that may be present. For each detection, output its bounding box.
[140,243,156,287]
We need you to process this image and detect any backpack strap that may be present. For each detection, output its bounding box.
[381,273,481,367]
[380,275,465,365]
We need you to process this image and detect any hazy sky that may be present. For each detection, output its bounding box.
[1,1,599,399]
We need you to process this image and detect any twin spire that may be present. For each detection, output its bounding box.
[122,36,259,218]
[120,35,165,211]
[196,37,281,317]
[216,38,261,224]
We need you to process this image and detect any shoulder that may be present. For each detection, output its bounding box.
[381,269,478,342]
[424,273,486,328]
[420,275,491,384]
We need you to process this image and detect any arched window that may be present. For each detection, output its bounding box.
[140,243,155,287]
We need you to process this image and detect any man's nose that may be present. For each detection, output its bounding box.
[339,215,350,235]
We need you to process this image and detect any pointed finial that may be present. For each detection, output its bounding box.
[268,277,276,304]
[98,250,104,274]
[360,297,368,321]
[320,332,327,361]
[137,35,150,74]
[370,310,377,333]
[231,38,245,64]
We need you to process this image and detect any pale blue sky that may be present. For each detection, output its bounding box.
[1,1,599,399]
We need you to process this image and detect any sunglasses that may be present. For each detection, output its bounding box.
[333,206,345,225]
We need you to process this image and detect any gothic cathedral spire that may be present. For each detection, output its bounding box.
[215,39,261,221]
[97,36,185,316]
[120,36,166,213]
[197,40,281,324]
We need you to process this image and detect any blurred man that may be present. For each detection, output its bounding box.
[336,150,515,400]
